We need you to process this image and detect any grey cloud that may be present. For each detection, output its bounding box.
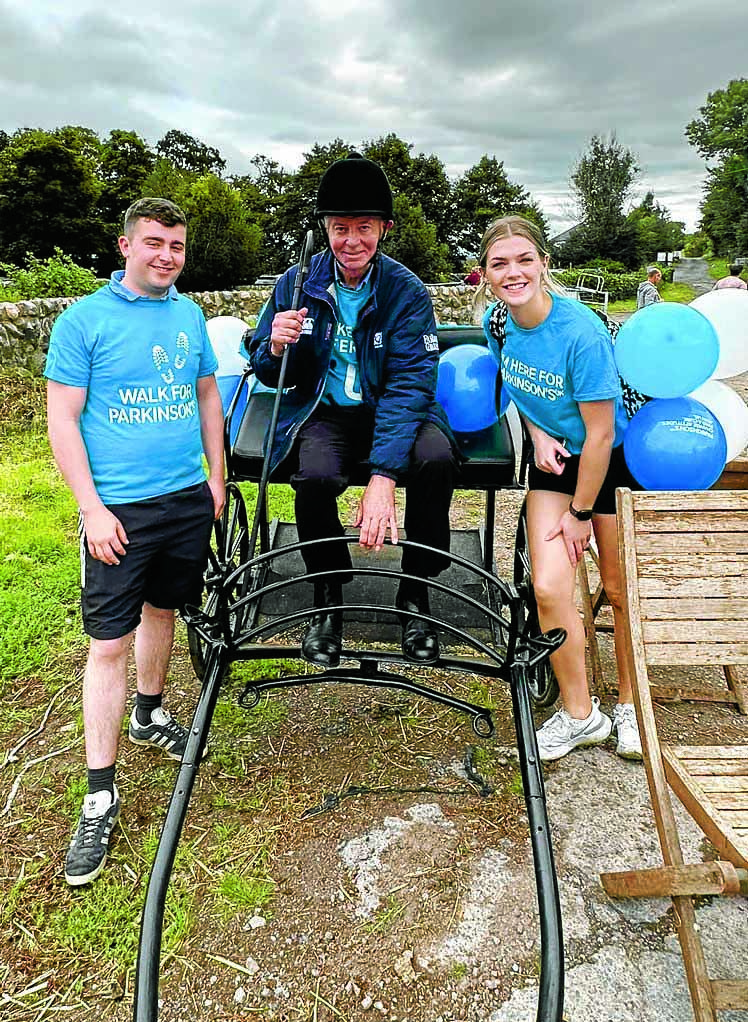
[3,0,748,232]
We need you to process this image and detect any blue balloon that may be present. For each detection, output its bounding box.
[623,397,727,490]
[217,374,242,415]
[436,344,498,433]
[614,303,719,398]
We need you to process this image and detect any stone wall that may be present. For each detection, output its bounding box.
[0,283,482,373]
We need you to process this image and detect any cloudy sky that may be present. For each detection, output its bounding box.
[2,0,746,235]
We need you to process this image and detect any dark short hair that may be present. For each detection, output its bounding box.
[729,263,743,276]
[123,197,187,237]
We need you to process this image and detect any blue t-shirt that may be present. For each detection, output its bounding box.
[322,276,373,406]
[44,272,218,504]
[484,295,628,455]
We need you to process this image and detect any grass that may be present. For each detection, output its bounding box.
[0,369,533,1015]
[0,428,84,685]
[608,279,696,314]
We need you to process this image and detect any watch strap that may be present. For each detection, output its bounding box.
[569,502,593,522]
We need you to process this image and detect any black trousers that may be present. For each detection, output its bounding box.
[289,405,456,581]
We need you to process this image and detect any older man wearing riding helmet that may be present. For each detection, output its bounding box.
[248,153,457,669]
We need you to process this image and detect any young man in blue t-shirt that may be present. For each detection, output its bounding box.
[45,198,225,885]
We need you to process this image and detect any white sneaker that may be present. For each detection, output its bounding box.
[536,696,612,762]
[612,702,643,760]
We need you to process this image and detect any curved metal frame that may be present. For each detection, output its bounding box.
[133,506,566,1022]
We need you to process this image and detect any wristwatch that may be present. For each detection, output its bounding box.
[568,502,593,522]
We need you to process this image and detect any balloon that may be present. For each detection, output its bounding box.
[688,379,748,462]
[614,303,719,398]
[436,344,498,433]
[689,289,748,379]
[217,374,243,416]
[623,397,727,490]
[207,316,251,377]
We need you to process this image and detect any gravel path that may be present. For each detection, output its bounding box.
[672,255,715,296]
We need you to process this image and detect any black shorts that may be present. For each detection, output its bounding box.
[527,443,641,515]
[80,482,215,640]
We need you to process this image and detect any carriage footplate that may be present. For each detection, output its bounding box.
[261,522,497,642]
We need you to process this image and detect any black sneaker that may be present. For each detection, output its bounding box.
[128,707,205,761]
[65,786,120,886]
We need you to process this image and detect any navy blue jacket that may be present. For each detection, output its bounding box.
[248,249,452,477]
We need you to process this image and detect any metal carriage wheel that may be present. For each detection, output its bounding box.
[187,481,249,679]
[513,498,560,709]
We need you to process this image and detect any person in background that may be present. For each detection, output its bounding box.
[713,263,747,290]
[480,214,643,763]
[463,266,482,285]
[248,153,457,671]
[45,197,225,885]
[636,266,662,309]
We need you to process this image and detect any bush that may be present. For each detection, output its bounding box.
[553,267,642,301]
[581,258,628,274]
[552,264,676,300]
[0,248,100,300]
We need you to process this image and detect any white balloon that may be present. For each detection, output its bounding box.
[687,379,748,461]
[689,290,748,380]
[207,315,250,376]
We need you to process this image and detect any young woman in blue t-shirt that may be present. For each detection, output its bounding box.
[480,215,642,763]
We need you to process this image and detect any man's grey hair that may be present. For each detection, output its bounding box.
[646,265,661,278]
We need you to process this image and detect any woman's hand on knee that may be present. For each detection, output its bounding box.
[545,511,591,566]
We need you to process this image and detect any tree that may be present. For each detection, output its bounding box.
[627,191,685,263]
[363,135,453,251]
[0,130,104,265]
[384,194,452,282]
[99,130,155,223]
[233,155,294,274]
[686,78,748,160]
[564,134,640,268]
[699,156,748,256]
[175,174,263,291]
[686,79,748,257]
[97,130,155,273]
[451,156,546,261]
[155,129,226,176]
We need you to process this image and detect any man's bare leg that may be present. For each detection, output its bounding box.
[134,603,175,696]
[82,633,132,769]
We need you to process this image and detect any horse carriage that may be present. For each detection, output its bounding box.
[132,236,567,1022]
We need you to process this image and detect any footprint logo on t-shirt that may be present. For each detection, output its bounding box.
[152,345,174,384]
[174,332,189,370]
[152,333,190,383]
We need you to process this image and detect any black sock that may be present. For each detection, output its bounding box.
[87,764,116,799]
[135,691,162,727]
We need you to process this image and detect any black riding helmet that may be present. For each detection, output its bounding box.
[315,152,394,221]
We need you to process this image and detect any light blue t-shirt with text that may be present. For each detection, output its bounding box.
[44,273,218,504]
[484,294,628,454]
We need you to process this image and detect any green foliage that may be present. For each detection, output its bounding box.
[553,268,643,301]
[0,129,105,265]
[0,427,85,685]
[385,193,452,281]
[686,78,748,160]
[0,248,100,300]
[684,231,711,257]
[698,155,748,257]
[560,134,642,269]
[156,129,226,175]
[687,79,748,257]
[626,190,685,263]
[451,154,546,261]
[178,173,263,290]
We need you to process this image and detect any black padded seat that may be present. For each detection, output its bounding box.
[228,326,516,490]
